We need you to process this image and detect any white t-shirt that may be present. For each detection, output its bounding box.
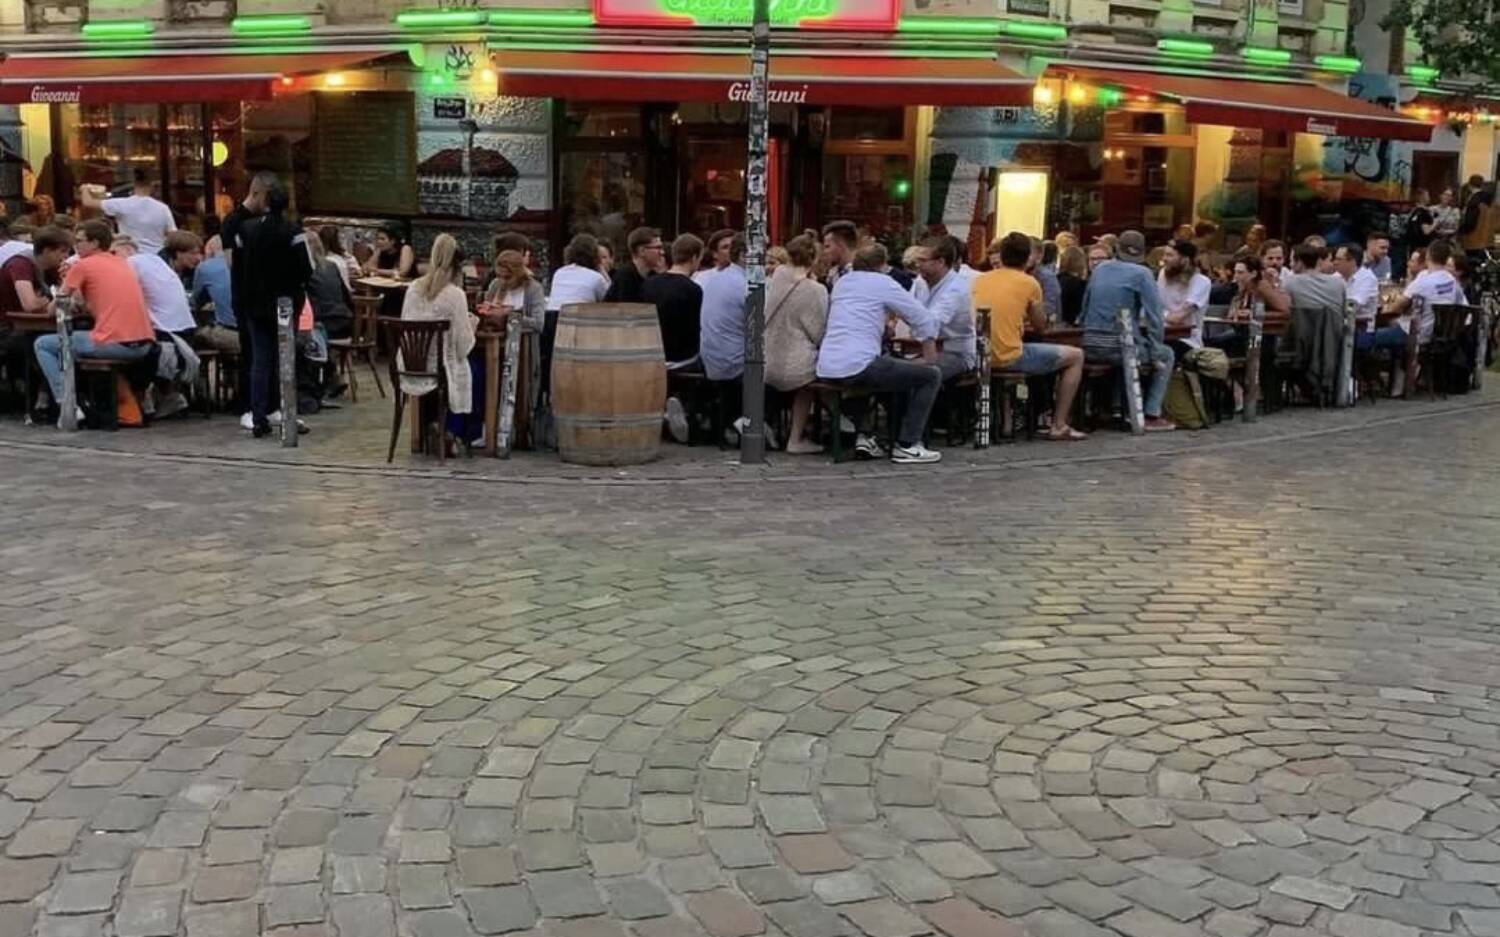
[546,263,609,311]
[1157,269,1212,347]
[129,253,194,334]
[0,240,32,266]
[1346,266,1379,322]
[102,195,176,255]
[1404,268,1460,344]
[692,267,722,288]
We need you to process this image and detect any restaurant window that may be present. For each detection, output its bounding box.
[821,107,915,245]
[557,103,650,257]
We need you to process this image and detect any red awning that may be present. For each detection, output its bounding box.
[497,50,1034,107]
[1054,66,1433,142]
[0,51,390,105]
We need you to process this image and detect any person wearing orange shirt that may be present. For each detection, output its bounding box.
[972,231,1087,441]
[33,220,154,427]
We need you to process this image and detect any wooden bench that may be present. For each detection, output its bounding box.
[76,358,125,430]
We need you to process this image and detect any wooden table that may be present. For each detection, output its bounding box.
[478,327,503,457]
[355,276,409,292]
[1022,323,1192,346]
[7,311,59,333]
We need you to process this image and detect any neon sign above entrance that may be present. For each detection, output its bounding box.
[593,0,899,30]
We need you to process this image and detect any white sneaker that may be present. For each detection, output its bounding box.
[665,396,690,444]
[839,416,856,434]
[890,442,942,464]
[268,410,284,426]
[57,406,84,430]
[853,434,885,460]
[240,412,253,430]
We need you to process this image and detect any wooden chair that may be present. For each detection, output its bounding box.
[1415,303,1475,399]
[381,318,451,463]
[329,294,386,403]
[76,359,125,430]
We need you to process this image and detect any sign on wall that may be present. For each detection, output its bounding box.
[593,0,899,29]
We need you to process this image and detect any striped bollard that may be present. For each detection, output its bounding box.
[974,306,991,449]
[1336,297,1355,406]
[1243,300,1264,422]
[277,297,297,448]
[1117,307,1145,435]
[55,294,76,431]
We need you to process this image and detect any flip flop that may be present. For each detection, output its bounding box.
[1046,426,1088,441]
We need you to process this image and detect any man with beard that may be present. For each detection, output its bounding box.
[1158,239,1212,359]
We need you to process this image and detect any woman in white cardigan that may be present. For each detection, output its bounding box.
[400,234,479,449]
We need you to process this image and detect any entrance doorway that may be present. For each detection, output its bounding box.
[996,171,1049,239]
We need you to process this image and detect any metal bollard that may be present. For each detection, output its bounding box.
[974,306,991,449]
[55,294,77,431]
[277,297,297,448]
[1243,300,1264,422]
[1117,307,1145,435]
[1336,298,1355,407]
[1475,295,1492,390]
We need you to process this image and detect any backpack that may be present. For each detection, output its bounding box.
[1162,369,1208,429]
[1183,346,1230,381]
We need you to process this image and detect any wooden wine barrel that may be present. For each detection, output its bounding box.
[551,302,667,466]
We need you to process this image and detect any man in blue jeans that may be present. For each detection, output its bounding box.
[1078,230,1176,432]
[34,221,155,428]
[817,243,943,464]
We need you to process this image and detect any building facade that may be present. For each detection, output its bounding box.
[0,0,1430,262]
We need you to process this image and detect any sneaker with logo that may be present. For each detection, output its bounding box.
[890,442,942,464]
[853,434,885,460]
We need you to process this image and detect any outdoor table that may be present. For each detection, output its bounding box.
[1021,324,1191,345]
[475,324,533,457]
[8,311,70,416]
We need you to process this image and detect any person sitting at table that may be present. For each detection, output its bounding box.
[1057,245,1087,324]
[1334,243,1401,357]
[1391,238,1460,394]
[1087,239,1114,274]
[816,242,943,464]
[317,226,356,293]
[401,234,480,452]
[1078,229,1175,432]
[0,226,68,398]
[365,223,415,278]
[764,233,828,455]
[913,235,974,383]
[190,238,238,355]
[35,220,155,427]
[484,249,545,437]
[605,226,663,304]
[1158,239,1212,359]
[596,241,615,279]
[1282,242,1346,312]
[974,231,1087,441]
[114,231,203,419]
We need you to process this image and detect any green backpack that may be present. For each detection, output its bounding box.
[1162,369,1209,430]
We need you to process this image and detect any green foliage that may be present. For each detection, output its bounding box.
[1383,0,1500,92]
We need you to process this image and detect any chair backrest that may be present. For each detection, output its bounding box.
[1431,303,1472,342]
[352,295,382,345]
[381,317,450,383]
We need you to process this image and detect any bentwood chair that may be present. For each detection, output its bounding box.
[381,317,451,463]
[330,294,386,403]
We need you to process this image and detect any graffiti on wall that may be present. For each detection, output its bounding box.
[1315,73,1414,201]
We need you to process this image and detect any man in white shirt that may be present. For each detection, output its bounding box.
[112,233,199,337]
[546,232,610,311]
[913,235,976,382]
[697,238,748,383]
[81,168,176,255]
[817,243,943,464]
[1394,238,1460,349]
[1335,243,1406,355]
[693,229,734,287]
[1158,239,1212,353]
[820,220,857,288]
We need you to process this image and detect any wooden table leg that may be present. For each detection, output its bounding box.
[484,334,501,458]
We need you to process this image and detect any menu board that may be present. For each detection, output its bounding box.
[312,91,418,215]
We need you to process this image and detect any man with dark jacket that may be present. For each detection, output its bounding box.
[604,226,663,303]
[237,183,311,438]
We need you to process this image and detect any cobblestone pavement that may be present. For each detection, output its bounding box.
[2,405,1500,937]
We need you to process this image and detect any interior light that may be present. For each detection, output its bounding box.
[480,67,497,83]
[279,75,294,87]
[1033,85,1055,106]
[1069,85,1088,105]
[325,72,346,88]
[211,141,229,167]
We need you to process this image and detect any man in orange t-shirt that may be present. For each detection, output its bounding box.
[971,231,1087,441]
[33,220,154,427]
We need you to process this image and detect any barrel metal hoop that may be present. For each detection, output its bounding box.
[552,348,666,362]
[554,414,664,429]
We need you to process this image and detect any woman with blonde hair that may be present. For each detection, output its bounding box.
[764,233,828,454]
[485,248,546,441]
[401,234,479,450]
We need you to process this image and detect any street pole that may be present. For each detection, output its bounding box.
[738,0,770,465]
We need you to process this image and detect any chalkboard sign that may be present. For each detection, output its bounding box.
[433,97,467,120]
[311,91,418,216]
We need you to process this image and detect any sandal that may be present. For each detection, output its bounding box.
[1046,426,1088,441]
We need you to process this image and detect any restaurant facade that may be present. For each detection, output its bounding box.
[0,0,1439,265]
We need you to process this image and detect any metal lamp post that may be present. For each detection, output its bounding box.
[738,0,771,464]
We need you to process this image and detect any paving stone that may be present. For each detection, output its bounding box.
[47,870,121,915]
[686,890,765,937]
[764,897,850,937]
[114,888,183,937]
[1268,876,1356,910]
[264,883,326,927]
[1328,912,1418,937]
[398,864,452,909]
[462,886,538,934]
[1347,800,1424,833]
[604,878,673,920]
[812,870,882,905]
[528,869,606,918]
[838,899,932,937]
[873,857,954,903]
[1043,880,1131,921]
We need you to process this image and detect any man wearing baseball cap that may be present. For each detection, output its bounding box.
[1078,230,1176,431]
